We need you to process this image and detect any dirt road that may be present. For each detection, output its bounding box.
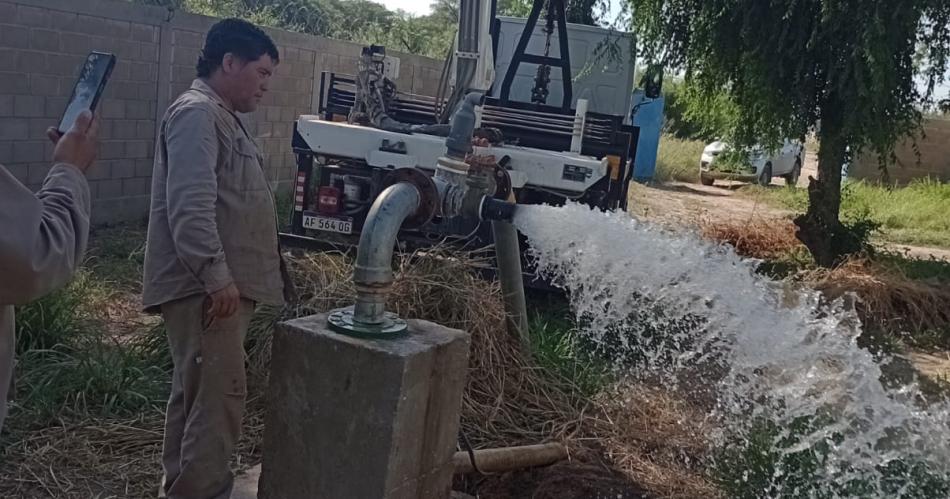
[629,151,950,262]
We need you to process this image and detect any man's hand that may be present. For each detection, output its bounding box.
[207,283,240,320]
[48,111,99,173]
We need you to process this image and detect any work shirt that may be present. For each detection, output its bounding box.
[0,162,90,430]
[143,79,288,312]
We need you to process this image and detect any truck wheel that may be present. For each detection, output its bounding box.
[784,160,801,186]
[758,163,773,186]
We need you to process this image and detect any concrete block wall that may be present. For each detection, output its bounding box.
[850,117,950,185]
[0,0,443,224]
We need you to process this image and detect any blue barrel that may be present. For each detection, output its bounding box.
[629,90,665,183]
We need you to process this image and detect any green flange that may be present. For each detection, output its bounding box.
[327,307,408,339]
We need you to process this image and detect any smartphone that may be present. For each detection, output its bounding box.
[58,51,116,134]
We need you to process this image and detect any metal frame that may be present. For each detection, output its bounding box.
[497,0,573,111]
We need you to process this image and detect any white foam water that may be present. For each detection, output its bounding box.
[513,202,950,497]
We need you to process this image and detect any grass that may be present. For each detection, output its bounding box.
[741,178,950,249]
[714,417,950,498]
[655,135,705,183]
[14,270,98,354]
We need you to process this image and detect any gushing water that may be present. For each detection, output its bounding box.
[513,202,950,497]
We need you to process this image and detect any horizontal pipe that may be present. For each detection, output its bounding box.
[453,443,569,474]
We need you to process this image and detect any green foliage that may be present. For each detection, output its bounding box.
[715,417,950,498]
[627,0,950,154]
[14,330,170,425]
[527,314,612,397]
[707,147,755,174]
[654,134,704,182]
[130,0,457,58]
[662,78,736,142]
[14,270,96,354]
[745,179,950,249]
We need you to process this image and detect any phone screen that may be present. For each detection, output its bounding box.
[59,52,115,134]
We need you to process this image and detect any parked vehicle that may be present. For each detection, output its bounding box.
[699,139,803,186]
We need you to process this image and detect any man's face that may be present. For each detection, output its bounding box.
[220,53,276,113]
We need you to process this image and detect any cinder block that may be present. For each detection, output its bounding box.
[14,96,44,118]
[131,24,158,44]
[47,54,85,78]
[48,11,77,32]
[136,120,156,140]
[113,81,140,101]
[0,118,29,139]
[100,99,126,119]
[126,140,150,159]
[16,50,48,74]
[100,140,126,160]
[0,3,15,22]
[0,48,14,70]
[27,161,51,182]
[30,28,60,52]
[105,19,131,40]
[30,75,60,97]
[173,30,203,49]
[59,32,93,56]
[45,97,68,120]
[73,15,111,38]
[134,158,154,178]
[0,25,30,49]
[0,95,12,116]
[113,159,135,178]
[0,141,12,164]
[122,177,149,196]
[16,5,48,29]
[96,178,123,199]
[126,101,150,120]
[86,160,112,181]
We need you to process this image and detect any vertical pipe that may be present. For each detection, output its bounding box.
[492,220,528,345]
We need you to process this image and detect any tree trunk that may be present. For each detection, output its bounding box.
[793,108,856,267]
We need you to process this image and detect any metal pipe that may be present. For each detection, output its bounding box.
[352,182,421,326]
[492,220,528,344]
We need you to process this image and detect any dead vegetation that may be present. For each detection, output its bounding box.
[1,245,715,498]
[806,258,950,339]
[700,217,802,260]
[699,218,950,351]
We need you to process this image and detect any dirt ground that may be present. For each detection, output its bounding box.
[630,149,950,262]
[628,159,950,389]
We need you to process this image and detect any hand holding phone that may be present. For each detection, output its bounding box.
[50,110,99,173]
[58,51,115,134]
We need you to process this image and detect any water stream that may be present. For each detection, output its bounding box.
[512,202,950,497]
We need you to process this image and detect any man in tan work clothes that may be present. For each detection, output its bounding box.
[0,111,100,433]
[143,19,289,499]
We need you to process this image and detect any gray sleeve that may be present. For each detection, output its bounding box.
[164,105,233,294]
[0,163,91,305]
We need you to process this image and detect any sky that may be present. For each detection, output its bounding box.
[378,0,430,16]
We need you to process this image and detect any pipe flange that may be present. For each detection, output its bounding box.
[382,168,438,229]
[328,307,408,338]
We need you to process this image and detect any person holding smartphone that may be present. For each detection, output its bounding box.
[142,19,292,499]
[0,110,100,433]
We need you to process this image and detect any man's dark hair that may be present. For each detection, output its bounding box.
[196,18,279,78]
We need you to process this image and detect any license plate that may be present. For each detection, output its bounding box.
[302,212,353,234]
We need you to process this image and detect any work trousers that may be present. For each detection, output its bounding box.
[158,294,255,499]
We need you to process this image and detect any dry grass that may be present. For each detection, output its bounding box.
[806,258,950,336]
[700,217,802,260]
[2,247,716,498]
[596,384,720,498]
